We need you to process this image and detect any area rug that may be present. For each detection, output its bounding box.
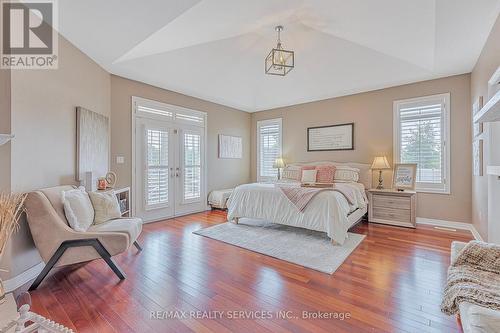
[193,218,365,274]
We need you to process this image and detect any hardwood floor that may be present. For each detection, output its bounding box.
[27,210,472,333]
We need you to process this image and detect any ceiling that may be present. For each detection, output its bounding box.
[58,0,500,112]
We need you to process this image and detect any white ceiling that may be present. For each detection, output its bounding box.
[58,0,500,112]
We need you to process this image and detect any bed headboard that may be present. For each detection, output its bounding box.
[288,161,372,188]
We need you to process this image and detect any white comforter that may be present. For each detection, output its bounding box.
[227,181,367,244]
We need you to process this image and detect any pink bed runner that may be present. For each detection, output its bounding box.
[277,184,356,212]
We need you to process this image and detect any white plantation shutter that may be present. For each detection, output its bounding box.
[257,118,282,181]
[184,132,202,201]
[146,129,169,207]
[394,94,450,193]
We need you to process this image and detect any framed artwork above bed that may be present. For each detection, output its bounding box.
[307,123,354,151]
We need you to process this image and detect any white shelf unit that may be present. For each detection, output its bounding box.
[487,166,500,176]
[474,67,500,123]
[473,90,500,123]
[0,134,14,146]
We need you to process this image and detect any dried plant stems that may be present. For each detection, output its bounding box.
[0,193,27,257]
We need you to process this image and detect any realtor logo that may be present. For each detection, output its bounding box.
[1,0,58,69]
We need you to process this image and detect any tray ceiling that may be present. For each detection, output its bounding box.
[58,0,500,112]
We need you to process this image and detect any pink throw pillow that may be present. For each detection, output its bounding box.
[316,165,336,183]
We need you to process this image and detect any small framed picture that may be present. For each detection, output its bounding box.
[392,163,417,191]
[472,96,484,137]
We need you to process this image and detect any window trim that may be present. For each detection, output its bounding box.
[393,93,451,194]
[256,118,283,182]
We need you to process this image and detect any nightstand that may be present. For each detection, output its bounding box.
[367,189,416,228]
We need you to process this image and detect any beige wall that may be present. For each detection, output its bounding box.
[251,74,472,223]
[0,68,11,192]
[471,15,500,241]
[11,39,111,192]
[110,75,251,194]
[1,34,111,281]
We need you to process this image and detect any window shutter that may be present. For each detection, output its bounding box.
[395,94,450,193]
[184,133,201,200]
[138,105,173,119]
[258,119,282,180]
[146,129,169,206]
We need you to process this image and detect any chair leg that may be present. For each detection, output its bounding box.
[29,238,126,290]
[133,241,143,252]
[91,239,126,280]
[29,243,68,291]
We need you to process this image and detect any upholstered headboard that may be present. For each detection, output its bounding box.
[287,161,372,188]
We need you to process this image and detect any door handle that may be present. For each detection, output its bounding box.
[170,167,174,178]
[176,167,180,178]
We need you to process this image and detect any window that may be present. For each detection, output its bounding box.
[257,118,282,181]
[183,132,201,201]
[393,93,450,193]
[146,129,169,207]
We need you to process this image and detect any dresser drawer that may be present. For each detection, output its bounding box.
[372,207,411,223]
[373,195,411,210]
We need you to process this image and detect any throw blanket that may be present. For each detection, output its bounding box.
[441,241,500,315]
[277,183,356,212]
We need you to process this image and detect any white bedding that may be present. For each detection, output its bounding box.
[227,181,367,244]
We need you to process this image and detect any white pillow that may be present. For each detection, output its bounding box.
[301,169,317,184]
[63,187,95,232]
[88,191,122,225]
[282,165,302,181]
[334,166,360,182]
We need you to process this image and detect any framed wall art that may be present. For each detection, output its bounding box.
[218,134,242,159]
[473,139,484,176]
[76,107,110,183]
[307,123,354,151]
[472,96,484,137]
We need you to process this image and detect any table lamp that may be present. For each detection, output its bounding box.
[371,156,391,189]
[273,158,285,179]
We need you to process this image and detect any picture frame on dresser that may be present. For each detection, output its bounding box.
[392,163,417,191]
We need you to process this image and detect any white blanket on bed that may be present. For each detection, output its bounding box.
[227,182,367,244]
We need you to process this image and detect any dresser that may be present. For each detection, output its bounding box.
[367,189,416,228]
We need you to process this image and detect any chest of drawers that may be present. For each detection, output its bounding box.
[367,189,416,228]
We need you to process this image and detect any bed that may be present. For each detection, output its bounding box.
[227,162,371,245]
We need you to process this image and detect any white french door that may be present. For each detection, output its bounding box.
[133,97,206,222]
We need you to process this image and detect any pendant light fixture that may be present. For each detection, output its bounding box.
[265,25,294,76]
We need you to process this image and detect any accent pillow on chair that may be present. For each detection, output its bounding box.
[88,191,122,225]
[62,187,95,232]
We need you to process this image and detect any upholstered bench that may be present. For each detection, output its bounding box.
[450,241,500,332]
[208,188,233,209]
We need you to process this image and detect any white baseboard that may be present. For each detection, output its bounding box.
[416,217,484,241]
[3,262,44,292]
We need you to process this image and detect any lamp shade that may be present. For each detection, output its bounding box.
[371,156,391,170]
[273,158,285,168]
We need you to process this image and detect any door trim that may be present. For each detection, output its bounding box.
[131,96,208,221]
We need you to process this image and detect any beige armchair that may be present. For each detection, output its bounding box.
[24,185,142,290]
